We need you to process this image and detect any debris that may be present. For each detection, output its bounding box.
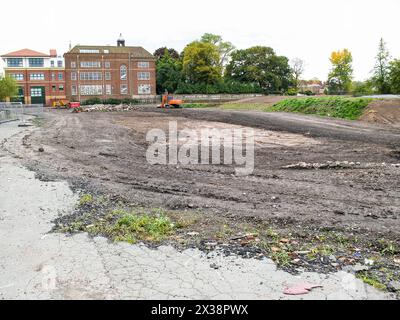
[283,283,323,295]
[187,232,199,237]
[364,258,374,266]
[82,104,139,113]
[388,281,400,292]
[38,147,44,152]
[282,161,362,170]
[210,263,220,270]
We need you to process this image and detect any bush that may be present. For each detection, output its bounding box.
[175,81,263,94]
[286,88,298,96]
[270,97,373,120]
[81,98,140,106]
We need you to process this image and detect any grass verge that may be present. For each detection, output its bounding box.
[269,97,374,120]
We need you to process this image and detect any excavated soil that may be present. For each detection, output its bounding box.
[7,107,400,237]
[360,99,400,127]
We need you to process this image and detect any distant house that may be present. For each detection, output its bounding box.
[1,48,66,105]
[299,79,326,95]
[64,35,156,102]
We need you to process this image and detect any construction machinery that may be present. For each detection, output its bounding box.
[52,99,81,109]
[158,92,183,108]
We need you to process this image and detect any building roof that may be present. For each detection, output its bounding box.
[67,45,155,59]
[1,48,49,57]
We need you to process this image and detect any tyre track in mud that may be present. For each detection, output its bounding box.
[9,109,400,236]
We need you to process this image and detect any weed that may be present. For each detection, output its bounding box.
[357,272,387,290]
[78,194,93,206]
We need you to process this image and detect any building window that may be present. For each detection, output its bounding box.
[59,85,64,91]
[51,61,55,67]
[138,84,151,95]
[71,61,76,68]
[79,49,100,54]
[120,65,127,80]
[71,85,77,95]
[30,87,43,97]
[51,73,56,81]
[80,85,103,96]
[58,73,63,81]
[30,73,45,81]
[57,60,63,68]
[7,58,23,67]
[80,72,102,81]
[138,72,150,80]
[138,61,150,68]
[52,85,56,92]
[106,84,112,95]
[120,84,128,95]
[105,61,110,68]
[71,72,77,81]
[105,72,111,80]
[10,74,24,81]
[29,58,44,67]
[80,61,101,68]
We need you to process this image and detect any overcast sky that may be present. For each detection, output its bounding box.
[1,0,399,81]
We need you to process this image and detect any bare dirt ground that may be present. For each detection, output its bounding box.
[360,99,400,127]
[5,107,400,292]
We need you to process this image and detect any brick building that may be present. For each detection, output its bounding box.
[1,49,66,105]
[64,36,156,102]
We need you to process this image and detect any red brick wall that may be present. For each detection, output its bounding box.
[64,53,156,102]
[5,69,66,105]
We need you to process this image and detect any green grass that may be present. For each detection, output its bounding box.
[103,210,176,244]
[78,194,94,206]
[269,97,374,120]
[357,272,387,290]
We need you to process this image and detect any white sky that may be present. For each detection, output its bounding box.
[1,0,399,81]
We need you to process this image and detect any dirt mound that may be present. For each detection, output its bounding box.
[360,99,400,126]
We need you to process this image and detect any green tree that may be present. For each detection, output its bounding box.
[372,38,391,94]
[182,41,222,85]
[389,59,400,94]
[153,47,180,60]
[327,49,353,95]
[351,80,374,96]
[0,76,18,101]
[200,33,235,69]
[155,50,182,93]
[225,46,292,93]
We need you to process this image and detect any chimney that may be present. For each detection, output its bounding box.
[117,33,125,47]
[49,49,57,57]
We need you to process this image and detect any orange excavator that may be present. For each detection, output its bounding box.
[158,91,183,108]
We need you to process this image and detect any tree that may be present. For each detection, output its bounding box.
[389,59,400,94]
[155,50,182,93]
[182,41,222,85]
[290,58,305,89]
[200,33,235,69]
[0,76,18,101]
[153,47,180,60]
[225,46,293,93]
[351,80,374,96]
[372,38,391,94]
[327,49,353,95]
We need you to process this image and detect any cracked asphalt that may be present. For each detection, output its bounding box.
[0,120,395,300]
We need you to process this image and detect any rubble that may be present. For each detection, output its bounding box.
[81,104,140,113]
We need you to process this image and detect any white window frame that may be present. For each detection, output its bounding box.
[79,72,102,81]
[105,61,111,68]
[120,65,127,80]
[71,85,77,95]
[10,74,24,81]
[138,72,150,80]
[71,61,76,68]
[71,72,77,81]
[80,85,103,96]
[80,61,101,68]
[138,61,150,68]
[105,72,111,80]
[120,84,128,95]
[138,84,151,95]
[106,84,112,95]
[29,73,45,81]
